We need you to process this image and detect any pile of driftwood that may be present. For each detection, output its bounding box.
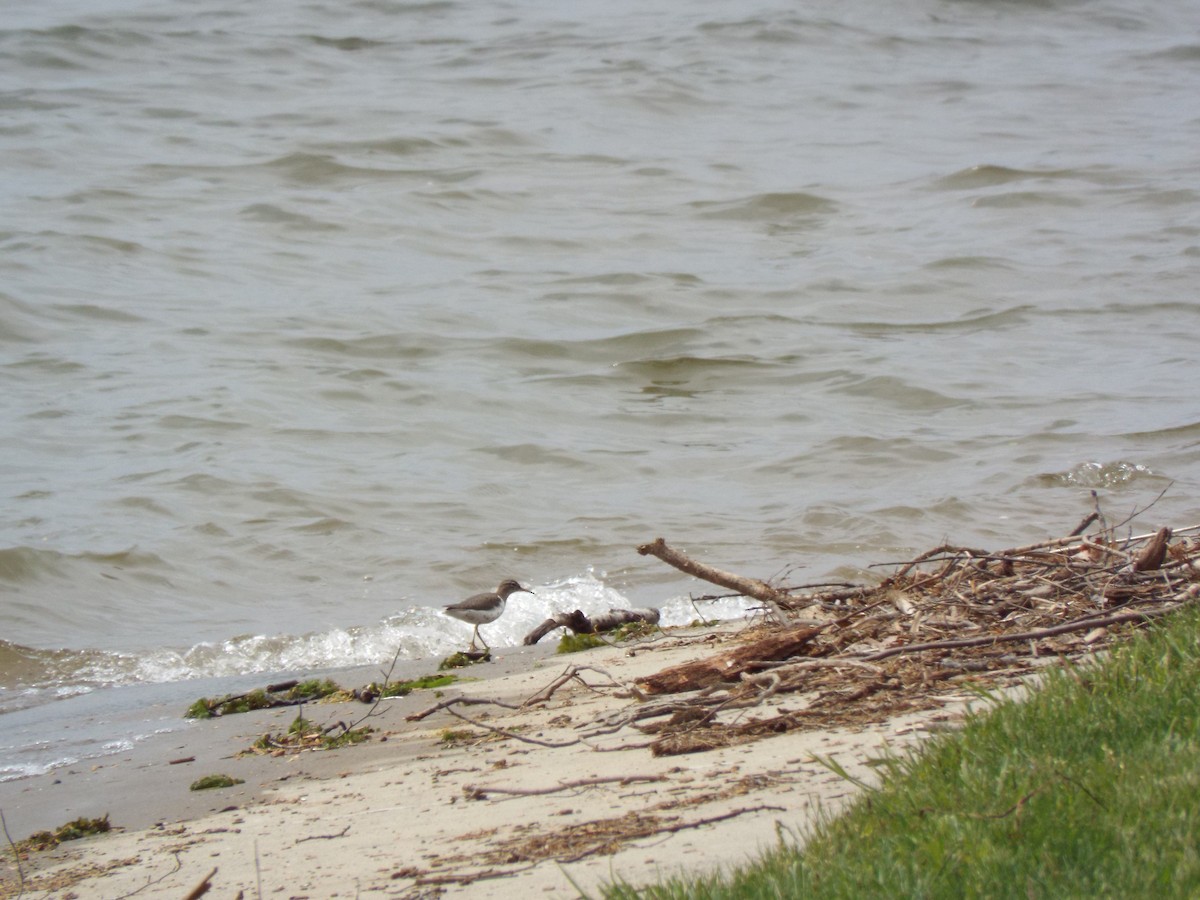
[625,519,1200,754]
[409,516,1200,761]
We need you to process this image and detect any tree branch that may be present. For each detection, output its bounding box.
[637,538,790,603]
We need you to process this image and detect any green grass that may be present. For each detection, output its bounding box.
[605,609,1200,899]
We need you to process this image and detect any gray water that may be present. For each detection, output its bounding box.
[3,0,1200,775]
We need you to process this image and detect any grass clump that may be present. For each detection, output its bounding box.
[185,679,343,719]
[249,713,373,754]
[606,608,1200,899]
[371,673,458,698]
[289,678,341,701]
[20,815,111,852]
[609,621,659,641]
[189,774,244,791]
[323,727,373,749]
[557,632,606,654]
[555,620,658,653]
[440,650,490,669]
[186,688,273,719]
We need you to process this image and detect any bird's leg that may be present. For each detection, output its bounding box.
[476,626,490,651]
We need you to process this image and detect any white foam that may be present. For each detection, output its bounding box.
[14,571,755,701]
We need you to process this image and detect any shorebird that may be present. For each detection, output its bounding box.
[443,579,533,652]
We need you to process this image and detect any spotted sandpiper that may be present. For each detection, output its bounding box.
[443,579,534,652]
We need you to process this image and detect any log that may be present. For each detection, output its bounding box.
[524,610,591,645]
[522,608,660,645]
[635,625,824,695]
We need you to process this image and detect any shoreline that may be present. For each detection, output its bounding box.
[0,623,977,898]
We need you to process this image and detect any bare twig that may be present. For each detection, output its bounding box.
[522,665,624,708]
[1069,511,1099,537]
[990,525,1200,560]
[892,544,992,580]
[965,785,1046,821]
[1111,482,1173,532]
[463,774,667,800]
[296,826,351,842]
[444,705,581,748]
[337,645,404,733]
[1091,490,1109,535]
[859,606,1182,663]
[113,850,183,899]
[555,805,787,863]
[744,658,886,677]
[407,695,521,722]
[413,863,540,887]
[1,808,24,899]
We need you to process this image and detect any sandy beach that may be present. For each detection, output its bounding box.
[0,622,980,899]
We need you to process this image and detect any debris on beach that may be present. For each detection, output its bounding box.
[410,509,1200,761]
[189,774,244,791]
[627,516,1199,755]
[523,607,661,645]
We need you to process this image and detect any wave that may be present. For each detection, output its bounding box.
[1035,460,1167,489]
[829,374,967,413]
[0,544,170,586]
[0,572,753,717]
[930,164,1113,191]
[688,191,837,221]
[239,202,343,232]
[972,191,1083,208]
[841,305,1032,335]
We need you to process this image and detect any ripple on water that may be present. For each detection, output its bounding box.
[1036,461,1164,490]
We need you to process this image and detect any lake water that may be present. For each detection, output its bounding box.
[3,0,1199,777]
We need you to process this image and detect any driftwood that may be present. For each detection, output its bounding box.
[617,517,1200,753]
[523,607,660,645]
[637,538,791,605]
[635,625,824,695]
[182,867,218,900]
[405,511,1200,765]
[1132,526,1171,572]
